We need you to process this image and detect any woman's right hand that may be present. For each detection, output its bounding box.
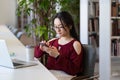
[39,41,49,51]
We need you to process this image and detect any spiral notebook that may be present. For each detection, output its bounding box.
[0,39,37,69]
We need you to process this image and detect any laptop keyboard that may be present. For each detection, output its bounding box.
[13,62,23,66]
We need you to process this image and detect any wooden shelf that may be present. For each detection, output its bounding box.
[111,17,120,19]
[111,36,120,39]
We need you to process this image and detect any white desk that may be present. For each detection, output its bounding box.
[0,25,58,80]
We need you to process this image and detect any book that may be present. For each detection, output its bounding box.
[111,1,118,17]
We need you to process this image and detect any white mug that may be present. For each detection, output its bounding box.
[26,45,34,61]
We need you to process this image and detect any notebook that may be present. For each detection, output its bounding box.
[0,39,37,69]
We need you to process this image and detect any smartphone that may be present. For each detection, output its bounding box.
[39,43,49,47]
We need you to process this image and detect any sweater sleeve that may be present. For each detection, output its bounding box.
[34,45,44,58]
[55,49,83,75]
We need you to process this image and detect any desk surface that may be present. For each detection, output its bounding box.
[0,25,58,80]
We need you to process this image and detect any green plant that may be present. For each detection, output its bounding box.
[16,0,57,45]
[25,25,55,41]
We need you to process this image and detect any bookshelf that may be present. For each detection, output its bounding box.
[88,0,99,47]
[81,0,120,79]
[80,0,113,79]
[88,0,120,56]
[111,0,120,56]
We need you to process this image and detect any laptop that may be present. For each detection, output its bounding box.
[0,39,37,69]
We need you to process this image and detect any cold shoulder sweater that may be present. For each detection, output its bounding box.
[34,38,83,75]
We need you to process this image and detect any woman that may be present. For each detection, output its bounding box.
[34,11,83,75]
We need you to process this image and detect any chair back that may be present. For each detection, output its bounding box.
[82,44,96,77]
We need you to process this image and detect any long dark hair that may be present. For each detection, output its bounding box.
[53,11,79,41]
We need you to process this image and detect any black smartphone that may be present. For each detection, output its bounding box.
[39,43,49,47]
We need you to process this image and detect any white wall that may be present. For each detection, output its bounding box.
[0,0,17,27]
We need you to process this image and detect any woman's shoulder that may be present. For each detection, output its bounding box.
[73,40,81,48]
[72,40,83,55]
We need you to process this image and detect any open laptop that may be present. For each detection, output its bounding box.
[0,39,37,69]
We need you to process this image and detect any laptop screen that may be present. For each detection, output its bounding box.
[0,39,14,68]
[0,39,37,69]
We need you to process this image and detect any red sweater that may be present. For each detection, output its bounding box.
[34,39,83,75]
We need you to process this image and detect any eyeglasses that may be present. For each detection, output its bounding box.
[53,26,64,30]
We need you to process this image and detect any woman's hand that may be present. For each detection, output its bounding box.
[39,41,49,51]
[39,41,59,58]
[45,46,60,58]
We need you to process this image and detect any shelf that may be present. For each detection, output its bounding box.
[92,0,99,3]
[89,16,99,19]
[111,17,120,19]
[111,36,120,39]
